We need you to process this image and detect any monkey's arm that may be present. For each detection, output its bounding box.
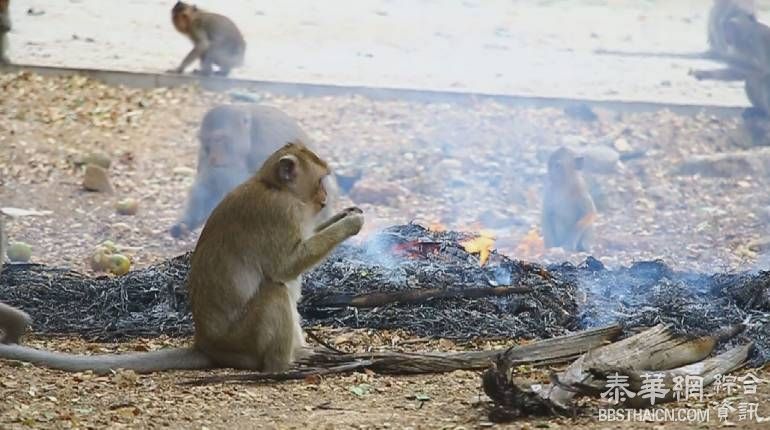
[172,28,210,73]
[171,178,218,237]
[272,213,363,281]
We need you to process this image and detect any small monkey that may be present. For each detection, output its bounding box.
[0,0,11,64]
[168,1,246,76]
[0,143,364,373]
[170,104,330,238]
[541,147,597,252]
[0,216,31,344]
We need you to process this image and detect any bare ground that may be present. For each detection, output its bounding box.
[1,73,770,428]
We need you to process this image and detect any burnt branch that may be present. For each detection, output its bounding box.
[306,286,533,308]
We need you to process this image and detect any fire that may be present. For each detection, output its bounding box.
[515,228,545,259]
[392,240,441,258]
[461,230,495,266]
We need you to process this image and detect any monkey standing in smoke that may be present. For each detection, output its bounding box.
[541,147,597,252]
[0,0,11,64]
[0,143,364,373]
[168,1,246,76]
[170,104,337,238]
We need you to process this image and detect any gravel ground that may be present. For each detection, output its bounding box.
[1,333,768,429]
[1,72,767,273]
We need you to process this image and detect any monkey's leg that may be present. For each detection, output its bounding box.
[0,34,8,65]
[194,53,214,76]
[690,67,747,81]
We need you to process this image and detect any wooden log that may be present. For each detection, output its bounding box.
[186,324,622,385]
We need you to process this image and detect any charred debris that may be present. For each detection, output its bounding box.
[0,223,768,366]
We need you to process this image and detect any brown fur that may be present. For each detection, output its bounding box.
[0,143,364,373]
[541,147,597,252]
[169,1,246,76]
[0,217,31,344]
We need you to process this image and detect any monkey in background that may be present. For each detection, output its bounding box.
[168,1,246,77]
[708,0,757,61]
[541,147,597,252]
[0,143,365,373]
[693,1,769,81]
[170,104,324,238]
[0,0,11,64]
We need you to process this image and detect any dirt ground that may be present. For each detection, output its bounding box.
[3,0,761,107]
[1,72,770,428]
[1,333,769,429]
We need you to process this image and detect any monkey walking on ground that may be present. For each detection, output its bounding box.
[169,104,339,238]
[541,147,597,253]
[0,0,11,65]
[168,1,246,77]
[0,143,365,373]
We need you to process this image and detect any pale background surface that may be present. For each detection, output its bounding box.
[6,1,760,105]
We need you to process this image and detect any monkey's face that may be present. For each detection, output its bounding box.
[268,143,331,213]
[547,148,581,182]
[172,11,190,33]
[200,131,248,167]
[0,0,8,13]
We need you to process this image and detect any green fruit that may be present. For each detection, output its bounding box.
[7,242,32,262]
[107,254,131,276]
[115,198,139,215]
[89,246,112,271]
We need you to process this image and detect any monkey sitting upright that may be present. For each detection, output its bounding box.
[0,0,11,64]
[0,216,31,345]
[0,143,364,373]
[708,0,757,62]
[168,1,246,77]
[541,147,597,252]
[694,0,769,81]
[170,104,327,238]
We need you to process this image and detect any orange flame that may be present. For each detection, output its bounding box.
[461,231,495,266]
[515,228,545,259]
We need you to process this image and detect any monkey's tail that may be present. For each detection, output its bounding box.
[0,344,214,374]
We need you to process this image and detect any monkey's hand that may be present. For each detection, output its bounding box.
[341,206,363,216]
[169,223,190,239]
[314,207,363,233]
[340,211,364,237]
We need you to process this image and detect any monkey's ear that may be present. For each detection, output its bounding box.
[278,155,299,182]
[574,156,585,170]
